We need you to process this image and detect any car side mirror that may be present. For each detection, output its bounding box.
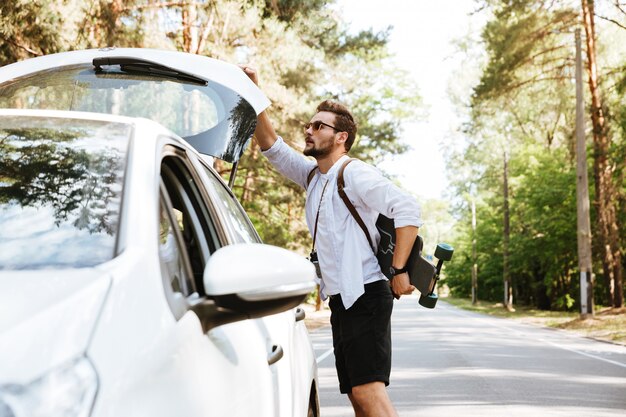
[190,243,316,331]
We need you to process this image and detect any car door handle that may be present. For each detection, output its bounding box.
[295,307,306,322]
[267,344,284,365]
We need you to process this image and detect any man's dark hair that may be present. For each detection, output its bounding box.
[316,100,357,151]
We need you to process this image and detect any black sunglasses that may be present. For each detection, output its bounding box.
[304,120,339,133]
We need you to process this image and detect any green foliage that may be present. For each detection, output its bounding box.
[510,146,578,309]
[257,0,327,22]
[0,0,65,65]
[446,145,581,310]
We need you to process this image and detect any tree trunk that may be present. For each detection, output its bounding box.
[315,285,322,311]
[213,158,225,177]
[581,0,623,307]
[503,148,513,311]
[98,0,125,46]
[242,147,259,203]
[472,199,478,305]
[182,4,199,53]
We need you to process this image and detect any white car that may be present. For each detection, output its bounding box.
[0,49,319,417]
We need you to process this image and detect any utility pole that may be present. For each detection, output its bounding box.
[472,199,478,305]
[575,28,594,318]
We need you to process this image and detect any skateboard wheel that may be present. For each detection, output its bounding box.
[434,243,454,261]
[419,293,438,309]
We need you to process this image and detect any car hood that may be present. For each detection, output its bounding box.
[0,269,111,384]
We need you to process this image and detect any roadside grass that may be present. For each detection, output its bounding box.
[443,296,626,345]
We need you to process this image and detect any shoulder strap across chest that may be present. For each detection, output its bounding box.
[337,158,375,252]
[306,166,318,187]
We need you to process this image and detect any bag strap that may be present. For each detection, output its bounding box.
[306,166,318,187]
[337,158,376,253]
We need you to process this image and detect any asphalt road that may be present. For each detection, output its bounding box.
[310,294,626,417]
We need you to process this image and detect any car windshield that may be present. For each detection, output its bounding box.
[0,115,130,270]
[0,64,256,162]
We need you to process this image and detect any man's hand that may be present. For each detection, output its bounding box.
[240,65,259,85]
[391,272,415,299]
[237,65,277,151]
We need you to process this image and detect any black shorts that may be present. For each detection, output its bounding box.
[329,280,394,394]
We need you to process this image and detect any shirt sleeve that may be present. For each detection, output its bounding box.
[343,160,423,228]
[261,136,317,190]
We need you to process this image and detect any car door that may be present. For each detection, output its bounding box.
[191,156,315,417]
[156,143,278,416]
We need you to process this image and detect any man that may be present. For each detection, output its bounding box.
[242,67,422,417]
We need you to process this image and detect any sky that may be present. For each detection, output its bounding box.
[337,0,483,200]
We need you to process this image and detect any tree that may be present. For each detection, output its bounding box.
[581,0,623,307]
[0,0,67,65]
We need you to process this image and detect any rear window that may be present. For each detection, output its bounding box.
[0,115,130,270]
[0,64,256,162]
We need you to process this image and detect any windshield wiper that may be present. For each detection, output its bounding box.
[93,56,207,86]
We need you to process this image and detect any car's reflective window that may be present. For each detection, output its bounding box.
[200,165,260,244]
[161,155,219,295]
[0,65,257,162]
[0,116,129,270]
[159,196,195,316]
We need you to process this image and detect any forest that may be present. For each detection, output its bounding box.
[1,0,625,312]
[444,0,626,312]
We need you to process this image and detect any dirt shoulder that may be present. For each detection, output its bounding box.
[550,307,626,345]
[444,296,626,346]
[301,301,331,332]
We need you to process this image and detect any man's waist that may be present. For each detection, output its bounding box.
[328,279,389,300]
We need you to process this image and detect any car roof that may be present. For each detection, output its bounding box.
[0,48,270,115]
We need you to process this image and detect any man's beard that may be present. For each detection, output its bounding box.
[303,137,333,157]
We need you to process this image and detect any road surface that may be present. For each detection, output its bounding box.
[309,294,626,416]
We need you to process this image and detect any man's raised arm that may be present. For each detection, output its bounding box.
[241,66,278,151]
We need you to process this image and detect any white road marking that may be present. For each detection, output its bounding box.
[316,348,334,364]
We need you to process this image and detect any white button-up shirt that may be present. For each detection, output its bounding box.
[262,137,423,309]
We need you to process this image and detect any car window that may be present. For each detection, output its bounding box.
[0,65,257,162]
[159,195,195,298]
[0,115,130,270]
[160,154,220,294]
[199,164,260,244]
